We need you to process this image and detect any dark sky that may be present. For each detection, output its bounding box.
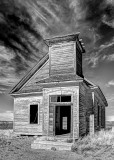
[0,0,114,121]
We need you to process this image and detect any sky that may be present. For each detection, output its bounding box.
[0,0,114,121]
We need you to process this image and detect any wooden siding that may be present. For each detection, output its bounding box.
[49,104,55,136]
[79,82,86,136]
[49,42,76,75]
[79,82,93,136]
[101,107,105,128]
[43,86,79,139]
[76,45,83,77]
[93,89,106,131]
[85,89,93,134]
[79,82,106,136]
[19,85,42,93]
[20,60,49,93]
[94,94,100,131]
[14,95,43,135]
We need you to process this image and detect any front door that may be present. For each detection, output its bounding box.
[55,105,71,135]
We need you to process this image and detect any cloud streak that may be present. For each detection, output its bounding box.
[0,111,13,121]
[0,0,113,92]
[0,0,48,75]
[85,39,114,68]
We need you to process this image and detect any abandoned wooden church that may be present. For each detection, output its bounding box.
[10,34,108,140]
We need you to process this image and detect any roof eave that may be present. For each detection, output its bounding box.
[84,78,108,107]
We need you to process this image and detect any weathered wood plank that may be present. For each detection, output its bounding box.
[76,46,83,77]
[20,60,49,92]
[49,42,75,75]
[14,95,43,135]
[79,82,93,136]
[79,81,106,136]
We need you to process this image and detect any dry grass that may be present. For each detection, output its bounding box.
[0,131,82,160]
[0,130,114,160]
[72,130,114,158]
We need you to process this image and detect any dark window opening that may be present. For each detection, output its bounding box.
[30,104,38,124]
[61,95,71,102]
[50,95,71,102]
[55,105,71,135]
[57,96,61,102]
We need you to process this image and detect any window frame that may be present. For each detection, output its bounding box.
[50,95,72,103]
[29,103,39,125]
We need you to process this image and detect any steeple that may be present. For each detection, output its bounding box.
[45,33,85,78]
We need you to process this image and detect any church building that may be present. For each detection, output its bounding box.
[10,34,108,140]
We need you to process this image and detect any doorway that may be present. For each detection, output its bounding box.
[55,105,71,135]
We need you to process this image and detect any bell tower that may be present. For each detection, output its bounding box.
[46,34,85,78]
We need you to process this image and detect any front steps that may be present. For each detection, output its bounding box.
[31,136,73,151]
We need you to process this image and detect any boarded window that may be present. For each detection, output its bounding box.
[50,95,71,103]
[30,104,38,124]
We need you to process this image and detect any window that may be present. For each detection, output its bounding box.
[97,105,100,126]
[101,107,105,128]
[30,104,38,124]
[50,95,71,103]
[61,96,71,102]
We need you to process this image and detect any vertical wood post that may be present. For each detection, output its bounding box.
[90,114,94,136]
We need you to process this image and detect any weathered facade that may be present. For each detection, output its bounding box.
[10,34,108,140]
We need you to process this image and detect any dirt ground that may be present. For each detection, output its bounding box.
[0,136,114,160]
[0,137,81,160]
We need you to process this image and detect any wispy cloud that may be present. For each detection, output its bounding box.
[103,54,114,61]
[106,80,114,87]
[0,0,114,92]
[85,54,100,68]
[85,40,114,68]
[106,94,114,106]
[107,54,114,61]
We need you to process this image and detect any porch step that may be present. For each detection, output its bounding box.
[31,139,73,151]
[33,135,72,142]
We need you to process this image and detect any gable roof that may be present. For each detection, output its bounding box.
[9,52,108,107]
[9,54,49,94]
[84,78,108,107]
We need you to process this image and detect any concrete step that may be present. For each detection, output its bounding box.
[34,135,72,143]
[31,140,73,151]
